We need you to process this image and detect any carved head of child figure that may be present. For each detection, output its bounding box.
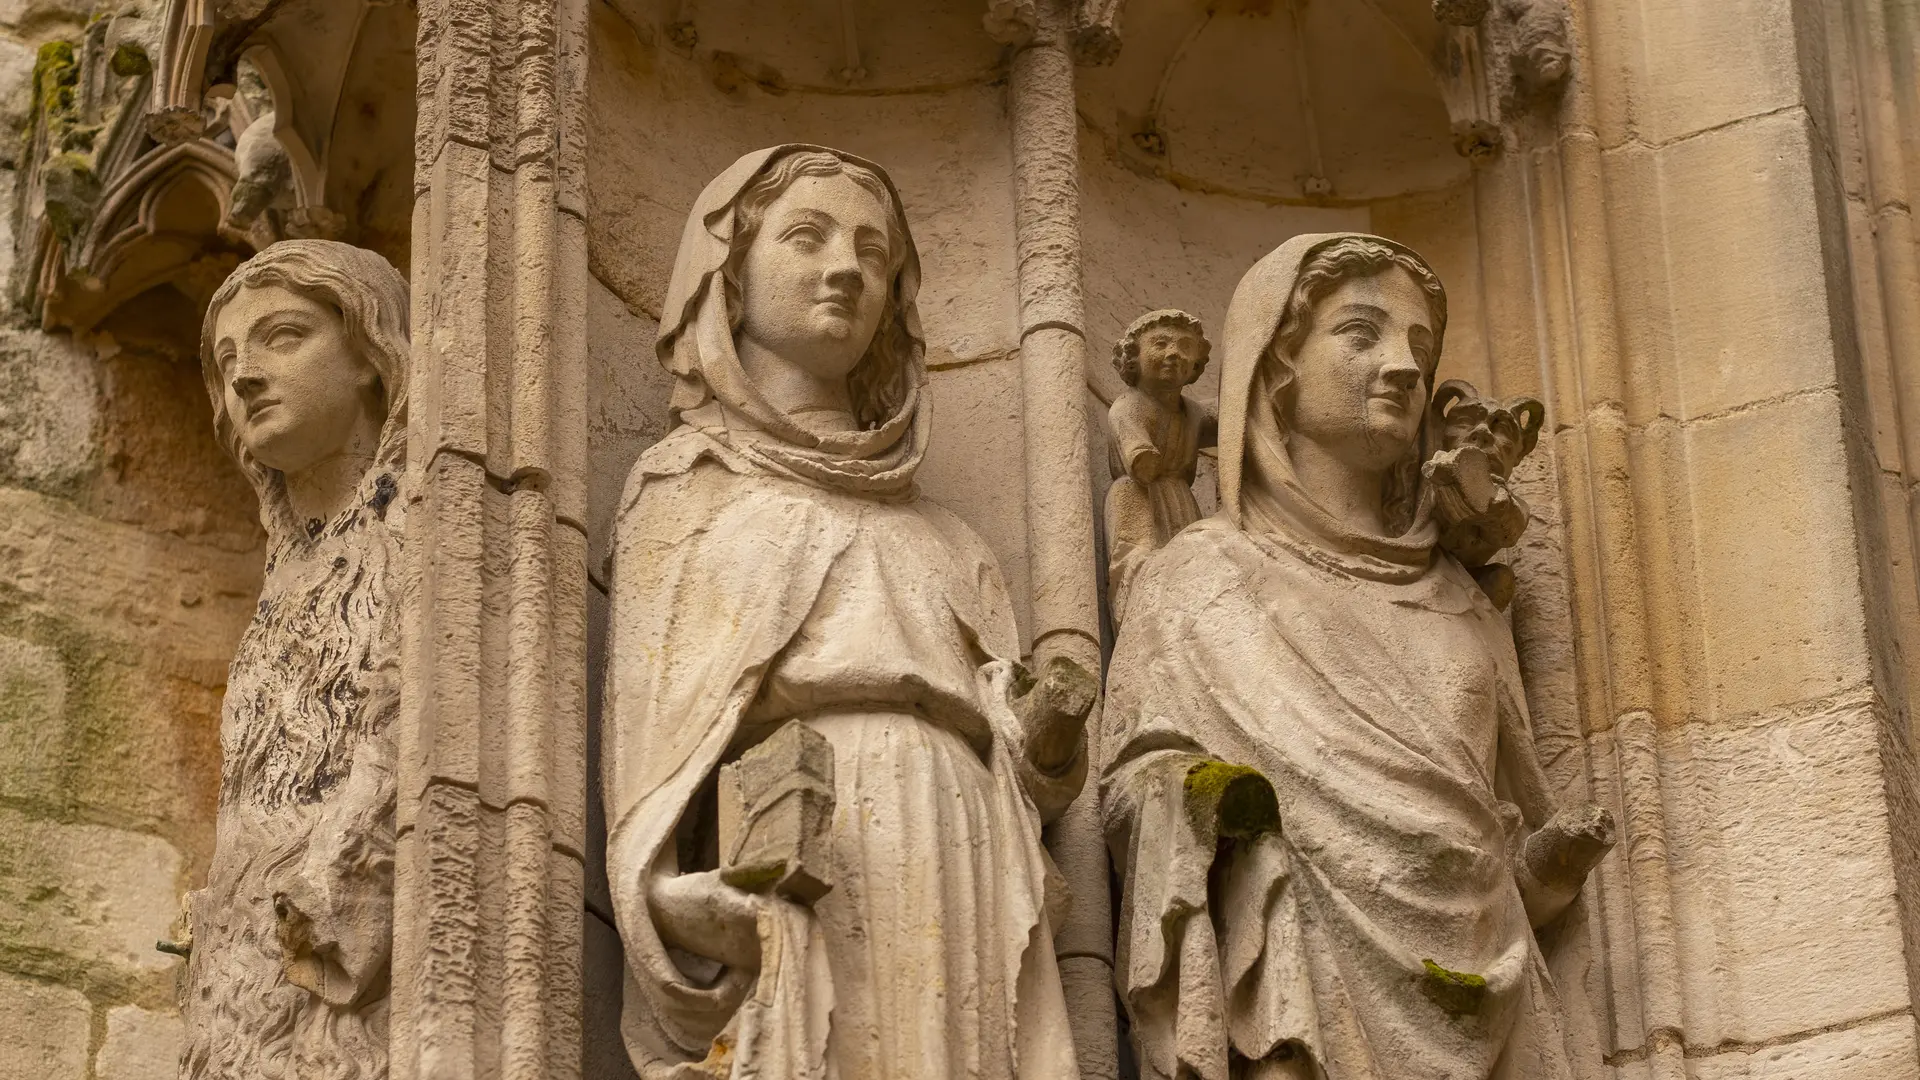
[1113,309,1209,403]
[200,240,410,540]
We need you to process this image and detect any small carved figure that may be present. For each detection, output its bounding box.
[1502,0,1571,101]
[1103,309,1215,625]
[605,146,1090,1080]
[180,240,409,1080]
[1423,378,1546,608]
[1101,233,1613,1080]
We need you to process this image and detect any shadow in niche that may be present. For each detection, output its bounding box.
[84,282,263,552]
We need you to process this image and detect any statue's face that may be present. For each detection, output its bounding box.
[1135,324,1204,395]
[1440,400,1527,476]
[211,283,382,475]
[1284,267,1435,471]
[736,172,893,384]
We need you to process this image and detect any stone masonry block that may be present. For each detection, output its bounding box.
[1652,109,1840,421]
[1616,0,1805,148]
[1676,390,1872,721]
[1656,699,1910,1045]
[0,970,89,1080]
[95,1004,184,1080]
[1687,1012,1920,1080]
[0,635,65,807]
[0,808,181,996]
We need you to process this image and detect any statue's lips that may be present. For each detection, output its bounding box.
[246,398,283,420]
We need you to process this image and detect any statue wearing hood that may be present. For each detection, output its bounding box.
[1100,234,1614,1080]
[603,146,1089,1080]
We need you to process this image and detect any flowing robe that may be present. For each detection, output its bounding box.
[606,429,1080,1080]
[1100,516,1573,1080]
[181,470,401,1080]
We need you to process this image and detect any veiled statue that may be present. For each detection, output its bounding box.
[1100,233,1613,1080]
[604,145,1090,1080]
[182,241,410,1079]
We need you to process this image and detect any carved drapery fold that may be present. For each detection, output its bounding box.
[393,0,589,1077]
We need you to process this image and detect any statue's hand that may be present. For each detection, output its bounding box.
[1012,655,1098,774]
[648,869,762,971]
[1517,804,1616,927]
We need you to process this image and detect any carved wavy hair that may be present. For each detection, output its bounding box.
[1261,237,1448,533]
[722,149,916,431]
[1113,308,1210,387]
[199,240,411,542]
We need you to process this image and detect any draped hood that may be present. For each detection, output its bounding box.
[654,144,929,499]
[1215,231,1445,578]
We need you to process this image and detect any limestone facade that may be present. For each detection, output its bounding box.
[0,0,1916,1079]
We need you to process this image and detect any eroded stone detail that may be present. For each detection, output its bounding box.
[604,145,1090,1080]
[1100,234,1612,1080]
[179,240,409,1080]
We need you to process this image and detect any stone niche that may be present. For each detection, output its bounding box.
[580,3,1592,1080]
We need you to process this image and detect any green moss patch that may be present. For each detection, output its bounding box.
[1419,959,1488,1017]
[108,42,150,79]
[1184,760,1279,839]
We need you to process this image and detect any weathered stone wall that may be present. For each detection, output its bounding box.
[0,5,260,1077]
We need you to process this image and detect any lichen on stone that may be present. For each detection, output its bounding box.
[108,42,149,79]
[1418,959,1488,1016]
[1184,760,1280,840]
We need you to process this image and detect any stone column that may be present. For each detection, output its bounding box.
[1517,0,1920,1073]
[1006,3,1118,1076]
[392,1,590,1078]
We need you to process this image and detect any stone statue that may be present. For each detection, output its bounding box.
[181,240,410,1080]
[604,145,1091,1080]
[1099,233,1614,1080]
[1424,379,1547,609]
[1103,309,1215,626]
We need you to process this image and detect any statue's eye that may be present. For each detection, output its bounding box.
[782,224,824,247]
[1335,319,1379,346]
[857,239,888,265]
[264,324,304,349]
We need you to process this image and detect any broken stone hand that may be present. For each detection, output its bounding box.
[1012,654,1099,775]
[1515,803,1616,928]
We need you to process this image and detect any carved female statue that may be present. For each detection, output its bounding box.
[1100,234,1612,1080]
[605,145,1086,1080]
[181,240,409,1080]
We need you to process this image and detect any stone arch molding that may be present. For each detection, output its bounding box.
[20,0,397,332]
[1073,0,1568,164]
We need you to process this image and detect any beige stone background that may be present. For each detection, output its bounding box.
[0,0,260,1074]
[6,0,1920,1078]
